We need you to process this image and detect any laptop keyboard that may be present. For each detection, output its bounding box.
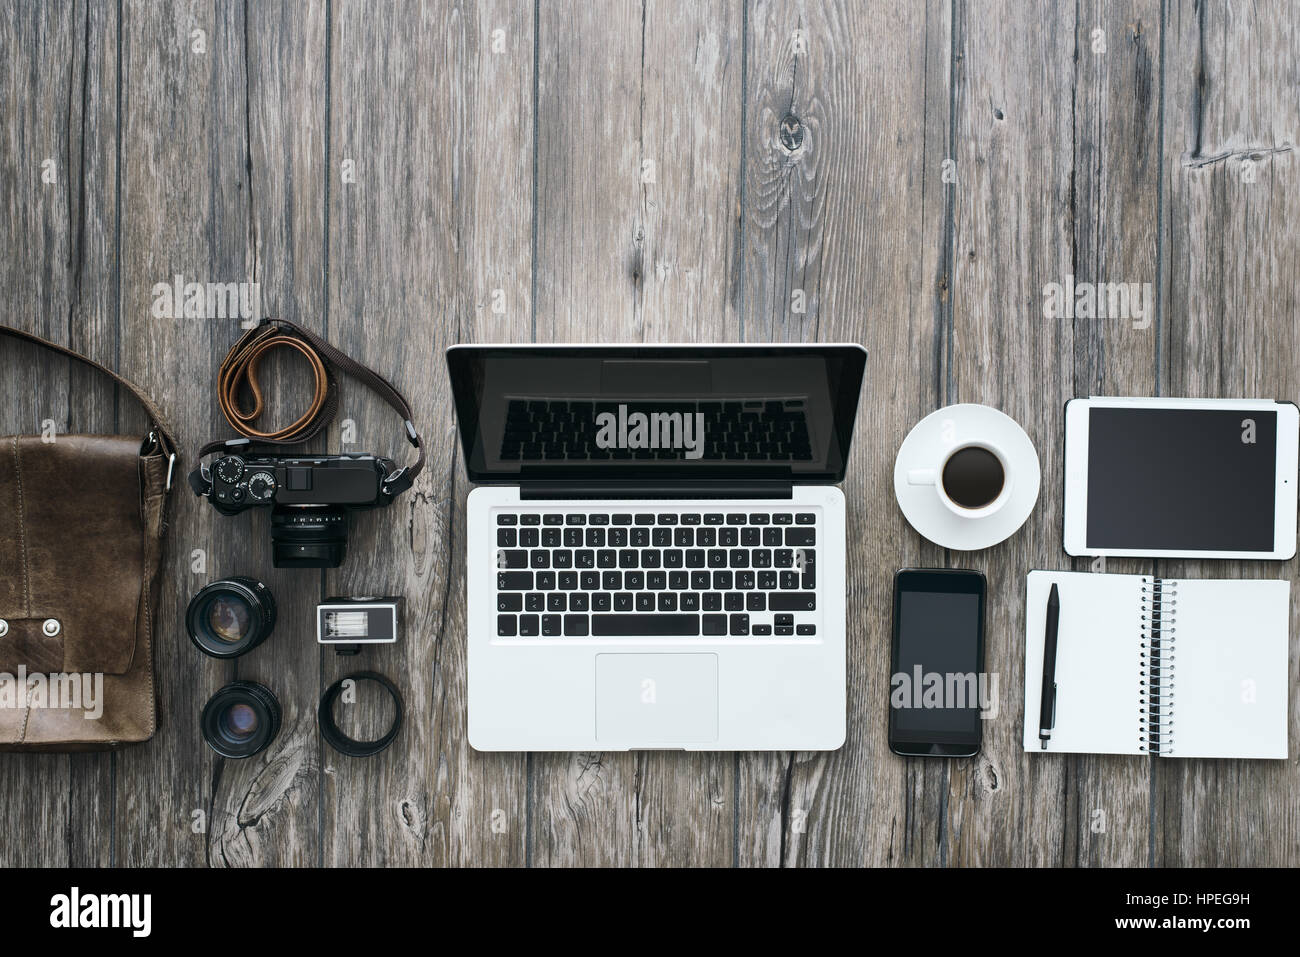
[494,509,820,639]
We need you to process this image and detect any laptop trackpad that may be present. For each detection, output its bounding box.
[595,654,718,745]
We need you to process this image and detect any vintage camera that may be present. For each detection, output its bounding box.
[192,446,404,568]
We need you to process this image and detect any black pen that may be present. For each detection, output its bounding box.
[1038,583,1060,750]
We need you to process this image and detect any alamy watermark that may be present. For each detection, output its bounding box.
[1042,274,1152,329]
[151,274,261,325]
[0,667,104,719]
[890,667,1000,719]
[595,404,706,460]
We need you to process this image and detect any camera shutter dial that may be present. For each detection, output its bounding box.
[248,471,276,501]
[215,455,245,485]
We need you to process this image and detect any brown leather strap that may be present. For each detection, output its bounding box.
[217,323,334,442]
[0,323,178,460]
[204,319,423,493]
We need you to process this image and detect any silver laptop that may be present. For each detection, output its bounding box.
[447,344,867,751]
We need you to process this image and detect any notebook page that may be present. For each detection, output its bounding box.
[1162,579,1289,759]
[1023,571,1143,755]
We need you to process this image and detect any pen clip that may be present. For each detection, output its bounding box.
[1049,683,1057,729]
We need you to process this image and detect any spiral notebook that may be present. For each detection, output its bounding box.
[1022,571,1290,759]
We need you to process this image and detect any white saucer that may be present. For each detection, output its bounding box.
[893,404,1041,551]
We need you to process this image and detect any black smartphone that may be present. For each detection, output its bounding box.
[889,568,987,758]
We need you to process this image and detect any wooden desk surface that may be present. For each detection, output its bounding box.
[1,0,1296,867]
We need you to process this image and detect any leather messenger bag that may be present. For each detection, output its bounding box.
[0,324,177,750]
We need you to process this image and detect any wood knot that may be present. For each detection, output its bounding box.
[779,113,805,152]
[992,106,1004,121]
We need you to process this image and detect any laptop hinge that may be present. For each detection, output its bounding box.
[519,480,793,500]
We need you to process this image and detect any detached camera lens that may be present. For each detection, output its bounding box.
[201,681,282,759]
[186,578,277,659]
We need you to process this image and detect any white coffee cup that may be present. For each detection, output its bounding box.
[907,440,1014,520]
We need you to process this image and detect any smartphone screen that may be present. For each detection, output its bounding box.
[889,569,986,757]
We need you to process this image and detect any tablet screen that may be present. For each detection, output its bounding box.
[1086,408,1277,551]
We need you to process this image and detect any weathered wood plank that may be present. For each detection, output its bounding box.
[1155,0,1300,867]
[114,0,321,866]
[1064,0,1163,866]
[0,0,117,868]
[735,0,948,867]
[324,0,535,866]
[531,0,743,866]
[944,0,1077,866]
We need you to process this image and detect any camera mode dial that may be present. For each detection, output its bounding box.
[248,471,276,501]
[215,456,245,485]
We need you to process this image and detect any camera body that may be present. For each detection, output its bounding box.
[200,451,399,568]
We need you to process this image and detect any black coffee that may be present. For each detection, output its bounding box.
[942,446,1005,509]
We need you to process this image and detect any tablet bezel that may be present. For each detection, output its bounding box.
[1063,397,1299,560]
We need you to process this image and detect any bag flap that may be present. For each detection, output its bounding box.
[0,435,149,675]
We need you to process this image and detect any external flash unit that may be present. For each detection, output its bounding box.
[316,596,402,655]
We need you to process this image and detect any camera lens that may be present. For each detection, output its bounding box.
[186,577,277,659]
[200,681,282,759]
[270,505,348,568]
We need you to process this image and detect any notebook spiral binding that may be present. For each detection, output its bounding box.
[1139,577,1177,755]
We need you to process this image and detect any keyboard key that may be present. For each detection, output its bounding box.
[647,571,666,590]
[763,528,782,547]
[774,614,794,627]
[553,550,573,569]
[712,570,733,589]
[542,528,562,548]
[719,528,738,547]
[746,592,766,611]
[703,592,722,611]
[748,513,769,525]
[619,550,638,568]
[547,594,566,612]
[498,594,522,612]
[565,514,586,525]
[674,528,694,547]
[580,571,600,589]
[681,593,700,611]
[691,571,711,590]
[636,593,655,611]
[724,592,744,611]
[541,615,561,637]
[641,550,662,568]
[775,624,794,636]
[697,528,716,547]
[681,514,701,525]
[704,513,725,525]
[525,592,544,611]
[703,614,727,636]
[597,549,617,568]
[663,549,683,568]
[564,528,583,547]
[780,571,800,589]
[498,549,528,569]
[589,514,609,526]
[758,571,778,589]
[741,528,760,547]
[498,572,533,590]
[530,551,550,569]
[726,513,747,525]
[752,624,772,636]
[536,571,556,590]
[569,593,589,612]
[558,572,578,590]
[543,514,564,526]
[686,550,706,568]
[796,624,817,636]
[729,550,749,568]
[585,528,605,547]
[576,550,595,568]
[519,615,539,636]
[658,593,677,611]
[770,593,816,611]
[630,528,650,547]
[520,514,541,525]
[657,514,678,525]
[736,571,756,589]
[592,614,700,636]
[602,571,622,590]
[498,528,517,547]
[785,528,816,546]
[773,513,793,525]
[520,528,539,548]
[608,529,628,547]
[775,549,794,568]
[625,571,644,589]
[795,513,815,524]
[614,592,634,611]
[497,615,517,636]
[593,592,612,611]
[707,550,727,568]
[752,549,772,568]
[730,614,750,636]
[564,615,589,637]
[497,514,517,525]
[634,514,655,525]
[612,514,633,525]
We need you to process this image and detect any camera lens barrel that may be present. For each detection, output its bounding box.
[186,577,277,659]
[200,681,282,759]
[270,505,349,568]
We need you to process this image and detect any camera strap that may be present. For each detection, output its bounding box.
[189,318,423,498]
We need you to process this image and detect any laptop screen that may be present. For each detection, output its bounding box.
[447,345,867,484]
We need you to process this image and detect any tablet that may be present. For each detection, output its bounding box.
[1063,397,1299,559]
